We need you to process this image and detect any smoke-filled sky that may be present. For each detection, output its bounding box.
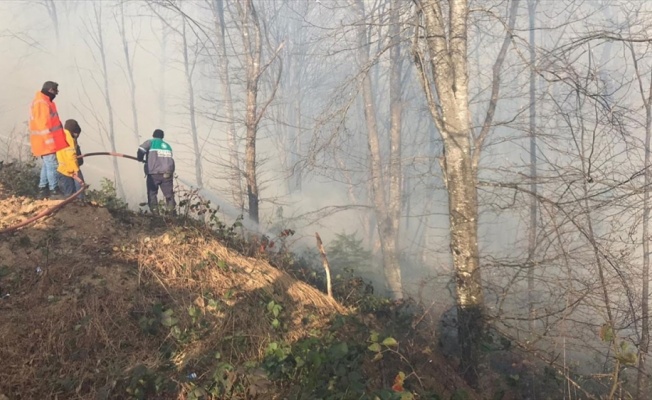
[1,0,651,305]
[0,1,438,246]
[5,2,652,387]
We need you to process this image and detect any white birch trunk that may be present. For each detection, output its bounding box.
[416,0,483,384]
[212,0,244,210]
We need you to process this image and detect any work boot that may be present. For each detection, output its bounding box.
[49,187,63,199]
[36,187,49,199]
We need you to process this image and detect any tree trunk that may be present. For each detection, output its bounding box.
[94,3,124,199]
[443,122,483,386]
[386,0,404,299]
[631,43,652,400]
[181,19,203,189]
[240,0,262,224]
[414,0,519,384]
[118,2,140,146]
[527,0,538,335]
[212,0,244,210]
[43,0,59,44]
[415,0,483,384]
[159,21,168,126]
[638,75,651,400]
[354,0,403,299]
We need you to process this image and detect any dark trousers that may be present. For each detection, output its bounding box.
[58,172,76,197]
[74,170,85,199]
[58,170,84,198]
[146,173,175,214]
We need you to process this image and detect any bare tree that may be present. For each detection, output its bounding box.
[158,19,168,126]
[180,18,203,189]
[40,0,59,43]
[210,0,244,209]
[355,0,403,299]
[233,0,283,224]
[146,1,207,189]
[628,34,652,400]
[84,2,125,198]
[412,0,520,384]
[351,0,406,299]
[525,6,652,396]
[527,0,538,335]
[116,1,140,145]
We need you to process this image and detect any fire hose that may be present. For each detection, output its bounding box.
[0,152,140,235]
[80,152,139,162]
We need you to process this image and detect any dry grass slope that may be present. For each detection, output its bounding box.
[0,176,480,400]
[0,186,344,398]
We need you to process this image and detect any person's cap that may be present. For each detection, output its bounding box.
[153,129,164,138]
[42,81,59,91]
[64,119,81,134]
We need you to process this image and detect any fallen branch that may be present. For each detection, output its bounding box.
[315,232,332,298]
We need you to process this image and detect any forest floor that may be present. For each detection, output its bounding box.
[0,162,559,400]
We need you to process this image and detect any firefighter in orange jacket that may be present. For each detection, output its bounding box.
[29,81,67,199]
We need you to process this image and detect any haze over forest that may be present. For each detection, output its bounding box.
[2,0,652,397]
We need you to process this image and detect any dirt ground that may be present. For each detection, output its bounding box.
[0,181,151,398]
[0,181,356,399]
[0,179,491,400]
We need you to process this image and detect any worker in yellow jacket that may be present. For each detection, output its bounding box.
[56,119,84,197]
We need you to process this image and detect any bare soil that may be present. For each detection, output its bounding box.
[0,180,481,400]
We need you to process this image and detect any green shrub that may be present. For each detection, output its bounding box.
[328,232,373,273]
[0,159,40,196]
[86,178,128,210]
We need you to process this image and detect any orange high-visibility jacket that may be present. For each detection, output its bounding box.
[56,129,79,177]
[29,91,66,157]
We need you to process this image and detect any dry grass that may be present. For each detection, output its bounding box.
[0,180,352,399]
[0,178,484,400]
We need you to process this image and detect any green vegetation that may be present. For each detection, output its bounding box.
[0,159,39,196]
[86,178,129,210]
[0,160,581,400]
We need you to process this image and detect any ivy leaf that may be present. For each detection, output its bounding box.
[330,342,349,359]
[392,371,406,392]
[272,304,282,317]
[368,343,382,353]
[161,309,178,327]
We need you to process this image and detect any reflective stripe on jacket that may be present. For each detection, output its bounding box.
[56,129,79,177]
[29,91,66,157]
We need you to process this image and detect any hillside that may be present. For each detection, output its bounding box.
[0,163,525,400]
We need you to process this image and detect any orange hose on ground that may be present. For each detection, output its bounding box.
[0,152,140,235]
[0,184,86,235]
